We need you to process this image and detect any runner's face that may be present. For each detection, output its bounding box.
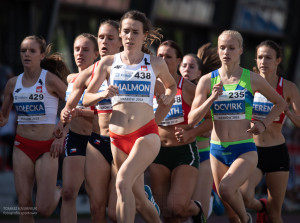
[120,18,146,51]
[20,39,44,68]
[180,55,201,82]
[256,45,281,76]
[157,45,181,75]
[98,24,121,57]
[74,37,98,70]
[218,34,242,65]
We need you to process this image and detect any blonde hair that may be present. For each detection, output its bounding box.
[218,30,243,47]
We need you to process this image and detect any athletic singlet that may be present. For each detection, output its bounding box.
[252,76,286,124]
[109,53,156,107]
[65,74,91,110]
[13,69,58,124]
[92,61,113,113]
[154,76,191,126]
[210,69,254,121]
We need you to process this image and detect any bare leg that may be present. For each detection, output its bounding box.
[60,156,85,223]
[265,171,289,223]
[85,143,110,223]
[192,160,213,218]
[113,134,161,223]
[211,152,257,223]
[35,152,61,217]
[240,167,264,211]
[13,147,35,223]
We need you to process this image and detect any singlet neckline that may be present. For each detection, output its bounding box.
[21,70,43,89]
[119,52,145,66]
[219,69,243,90]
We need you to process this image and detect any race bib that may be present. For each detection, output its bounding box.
[252,92,279,121]
[14,93,46,121]
[213,90,246,120]
[155,94,184,126]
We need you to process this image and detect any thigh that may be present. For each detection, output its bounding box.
[62,156,85,191]
[117,134,161,184]
[13,147,35,201]
[210,154,228,190]
[85,143,111,203]
[222,151,258,189]
[35,152,59,202]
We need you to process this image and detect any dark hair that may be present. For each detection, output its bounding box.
[197,42,221,75]
[120,10,162,54]
[100,19,119,31]
[22,36,69,84]
[74,33,98,52]
[159,40,183,59]
[184,53,202,71]
[99,19,123,52]
[253,40,283,76]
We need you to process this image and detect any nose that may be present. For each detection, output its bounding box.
[127,31,133,39]
[102,36,109,44]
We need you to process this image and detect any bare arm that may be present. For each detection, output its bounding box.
[46,72,67,101]
[153,56,177,105]
[284,80,300,127]
[188,74,222,127]
[83,56,118,107]
[248,73,287,134]
[154,79,174,124]
[60,69,94,123]
[0,77,17,127]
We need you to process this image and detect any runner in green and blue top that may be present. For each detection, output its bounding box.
[189,30,286,223]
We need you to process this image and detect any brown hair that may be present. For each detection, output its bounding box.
[120,10,162,54]
[197,42,221,75]
[22,36,69,83]
[74,33,98,52]
[253,40,283,76]
[159,40,183,59]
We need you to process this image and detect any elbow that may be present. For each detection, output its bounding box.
[188,113,196,127]
[82,97,90,107]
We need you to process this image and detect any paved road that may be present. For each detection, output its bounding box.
[1,212,300,223]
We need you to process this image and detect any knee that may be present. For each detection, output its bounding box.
[167,199,186,218]
[115,176,131,196]
[61,187,77,202]
[89,200,106,220]
[36,205,53,217]
[219,181,234,201]
[18,197,33,209]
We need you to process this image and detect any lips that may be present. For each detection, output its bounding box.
[76,57,84,63]
[183,74,189,79]
[101,47,108,53]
